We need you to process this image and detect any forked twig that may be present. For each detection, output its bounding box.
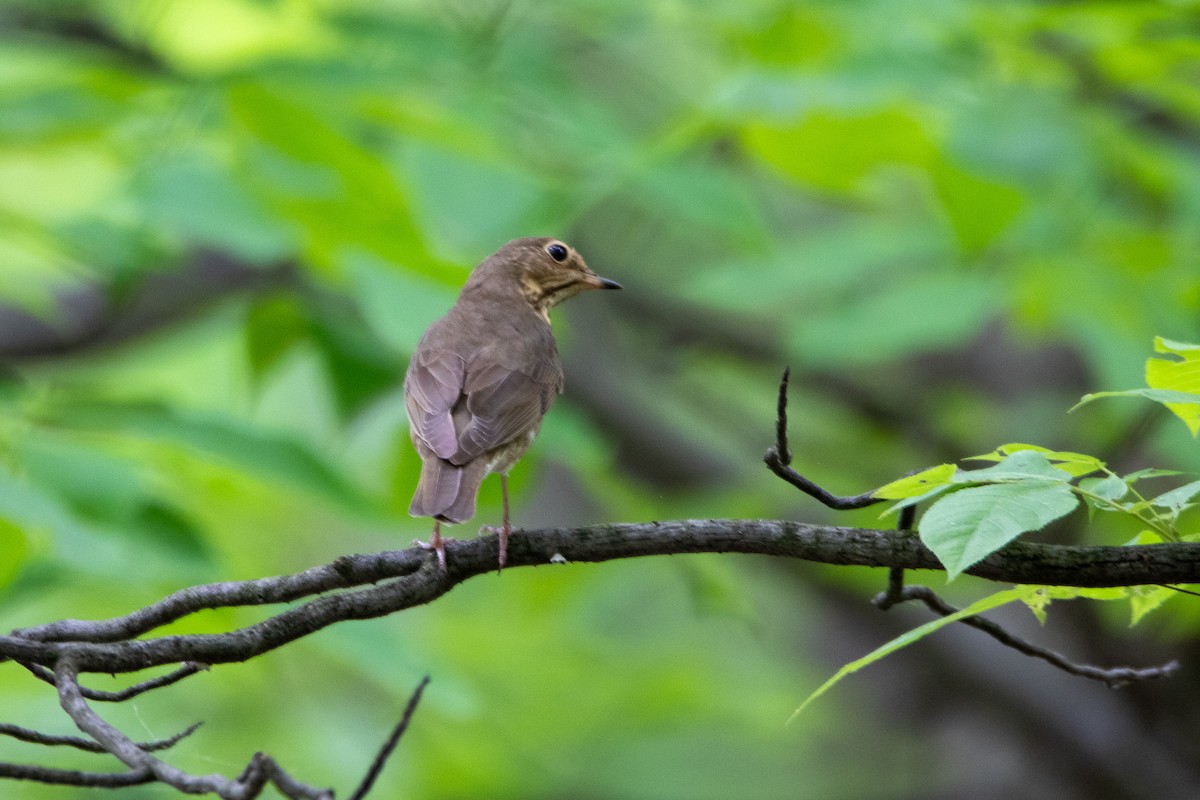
[763,367,883,510]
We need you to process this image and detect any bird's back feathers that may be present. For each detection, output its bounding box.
[405,293,563,522]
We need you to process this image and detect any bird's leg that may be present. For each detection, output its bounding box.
[413,520,449,573]
[499,473,511,569]
[432,521,447,573]
[482,474,513,571]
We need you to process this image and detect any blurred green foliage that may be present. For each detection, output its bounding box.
[0,0,1198,798]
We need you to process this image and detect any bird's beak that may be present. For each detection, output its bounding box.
[585,275,622,290]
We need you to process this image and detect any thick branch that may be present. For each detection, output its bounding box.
[15,551,426,645]
[4,522,1199,675]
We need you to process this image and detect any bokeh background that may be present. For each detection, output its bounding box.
[1,1,1199,798]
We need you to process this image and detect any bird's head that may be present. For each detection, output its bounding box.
[470,237,621,314]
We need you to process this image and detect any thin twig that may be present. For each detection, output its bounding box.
[764,368,883,510]
[0,761,154,787]
[348,675,430,800]
[1157,584,1200,598]
[21,661,209,701]
[775,366,792,465]
[0,720,201,753]
[875,582,1179,688]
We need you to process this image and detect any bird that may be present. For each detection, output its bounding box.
[404,237,621,571]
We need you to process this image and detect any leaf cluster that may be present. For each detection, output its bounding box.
[873,338,1200,624]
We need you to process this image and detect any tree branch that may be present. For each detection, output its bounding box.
[4,524,1199,678]
[30,655,428,799]
[0,721,201,753]
[874,582,1180,687]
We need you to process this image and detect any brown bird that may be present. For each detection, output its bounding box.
[404,237,621,571]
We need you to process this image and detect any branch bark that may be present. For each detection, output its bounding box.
[5,522,1199,676]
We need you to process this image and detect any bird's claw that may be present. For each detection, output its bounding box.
[413,536,453,573]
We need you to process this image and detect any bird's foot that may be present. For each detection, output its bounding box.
[480,523,512,571]
[413,530,454,573]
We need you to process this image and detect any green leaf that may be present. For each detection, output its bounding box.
[930,159,1024,254]
[132,502,211,557]
[141,155,295,260]
[14,433,146,523]
[919,482,1079,578]
[880,483,957,518]
[965,443,1103,476]
[965,443,1047,462]
[1078,474,1129,504]
[402,140,550,253]
[1130,585,1178,625]
[1146,338,1200,436]
[1021,584,1132,625]
[1072,338,1200,435]
[0,516,30,592]
[788,271,997,367]
[742,106,934,194]
[1126,530,1163,545]
[45,401,370,510]
[309,310,399,420]
[245,293,311,380]
[952,450,1073,484]
[1155,337,1200,355]
[344,251,459,350]
[226,83,436,274]
[1073,388,1200,412]
[1149,480,1200,511]
[873,463,956,500]
[0,469,117,572]
[788,586,1039,720]
[1126,468,1185,483]
[1022,589,1051,625]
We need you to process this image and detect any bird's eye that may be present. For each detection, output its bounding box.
[546,243,569,262]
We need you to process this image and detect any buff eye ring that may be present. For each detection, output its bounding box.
[546,243,569,262]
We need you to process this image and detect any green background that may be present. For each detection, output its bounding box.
[0,1,1198,798]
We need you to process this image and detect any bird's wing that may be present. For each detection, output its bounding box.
[451,344,563,465]
[404,348,466,460]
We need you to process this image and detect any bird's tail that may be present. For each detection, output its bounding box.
[410,458,488,523]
